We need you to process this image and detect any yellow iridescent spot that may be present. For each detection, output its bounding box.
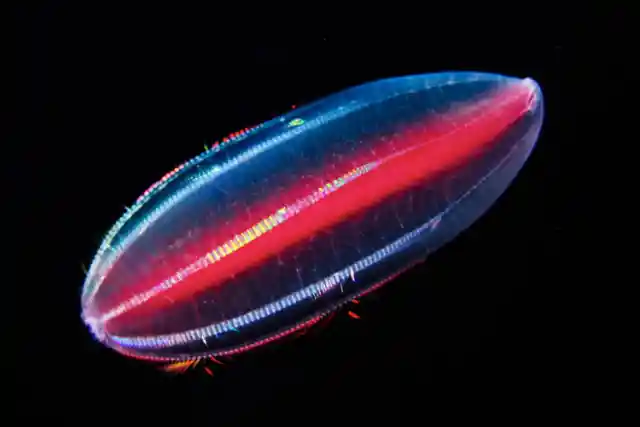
[288,118,305,127]
[207,253,215,263]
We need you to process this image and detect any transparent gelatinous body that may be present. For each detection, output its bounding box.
[81,71,543,361]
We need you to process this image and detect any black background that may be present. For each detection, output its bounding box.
[12,4,620,423]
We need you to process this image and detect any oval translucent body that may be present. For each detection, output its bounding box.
[81,71,544,361]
